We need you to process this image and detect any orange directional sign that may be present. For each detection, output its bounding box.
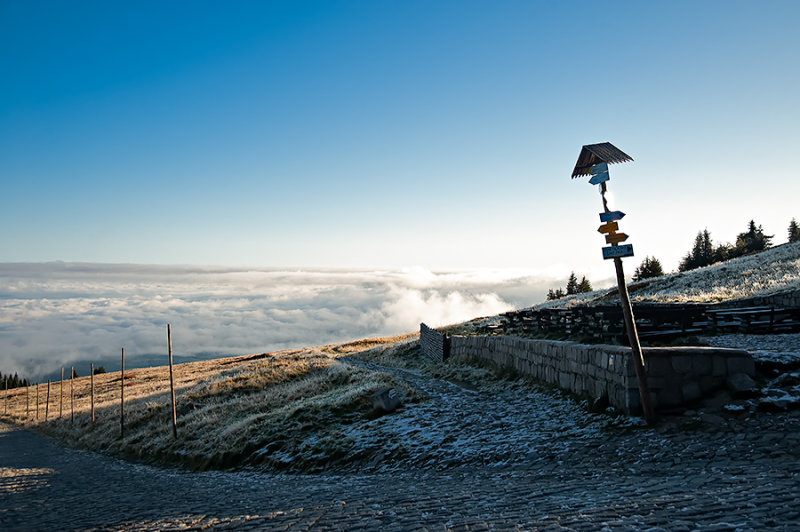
[598,221,619,234]
[605,232,629,245]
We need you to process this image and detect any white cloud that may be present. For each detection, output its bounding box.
[0,263,580,379]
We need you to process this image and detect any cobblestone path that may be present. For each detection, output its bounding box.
[3,404,800,530]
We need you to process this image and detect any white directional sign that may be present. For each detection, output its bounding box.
[602,244,634,260]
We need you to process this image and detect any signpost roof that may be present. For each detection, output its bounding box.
[571,142,633,178]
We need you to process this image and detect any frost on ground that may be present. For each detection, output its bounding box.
[535,241,800,308]
[704,333,800,365]
[705,333,800,412]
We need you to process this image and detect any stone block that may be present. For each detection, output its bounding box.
[672,356,693,374]
[370,387,401,412]
[692,355,712,376]
[726,356,755,376]
[712,355,727,377]
[727,373,757,396]
[644,356,670,378]
[646,376,667,391]
[681,381,702,403]
[698,375,720,394]
[657,385,683,407]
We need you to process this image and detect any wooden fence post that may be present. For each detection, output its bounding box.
[70,366,74,424]
[167,324,178,439]
[91,363,95,425]
[45,380,50,420]
[120,348,125,438]
[26,383,30,419]
[60,367,64,418]
[36,383,39,420]
[3,379,7,415]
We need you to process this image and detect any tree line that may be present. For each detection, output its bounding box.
[546,218,797,299]
[1,371,30,390]
[679,218,798,272]
[1,366,107,391]
[547,271,592,300]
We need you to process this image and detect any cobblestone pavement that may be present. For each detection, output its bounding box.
[3,397,800,531]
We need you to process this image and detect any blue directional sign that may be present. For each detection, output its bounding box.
[590,162,608,175]
[599,211,626,223]
[602,244,634,260]
[589,171,609,185]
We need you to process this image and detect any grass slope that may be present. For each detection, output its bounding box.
[1,335,419,472]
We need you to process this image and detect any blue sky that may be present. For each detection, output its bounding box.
[2,0,799,274]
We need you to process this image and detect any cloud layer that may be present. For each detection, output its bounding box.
[0,263,581,378]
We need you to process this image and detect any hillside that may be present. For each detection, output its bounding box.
[536,241,800,308]
[1,243,798,473]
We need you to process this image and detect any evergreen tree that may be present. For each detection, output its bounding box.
[789,218,800,243]
[71,368,79,378]
[565,272,579,295]
[633,256,665,281]
[734,220,772,255]
[679,229,714,271]
[547,288,565,300]
[577,276,592,293]
[94,366,106,375]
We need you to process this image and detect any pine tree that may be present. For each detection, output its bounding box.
[734,220,773,255]
[577,276,592,293]
[679,229,714,271]
[565,272,579,295]
[633,256,665,281]
[789,218,800,243]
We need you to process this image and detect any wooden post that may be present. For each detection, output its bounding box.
[167,324,178,439]
[70,366,74,423]
[120,348,125,438]
[3,379,7,415]
[614,257,655,423]
[60,367,64,418]
[91,363,95,425]
[593,163,655,424]
[45,380,50,420]
[26,383,30,419]
[36,383,39,420]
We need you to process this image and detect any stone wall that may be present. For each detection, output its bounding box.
[420,323,449,362]
[449,335,754,415]
[728,289,800,309]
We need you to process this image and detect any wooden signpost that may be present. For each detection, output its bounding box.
[605,232,629,245]
[572,143,654,423]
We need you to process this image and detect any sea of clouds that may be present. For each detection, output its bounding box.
[0,263,596,379]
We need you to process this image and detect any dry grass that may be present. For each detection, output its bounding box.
[0,335,419,472]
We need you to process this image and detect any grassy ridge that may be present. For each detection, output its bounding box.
[0,334,419,472]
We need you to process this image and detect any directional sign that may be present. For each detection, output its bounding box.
[605,232,629,245]
[602,244,634,260]
[589,171,610,185]
[598,221,619,234]
[590,162,608,175]
[600,211,626,223]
